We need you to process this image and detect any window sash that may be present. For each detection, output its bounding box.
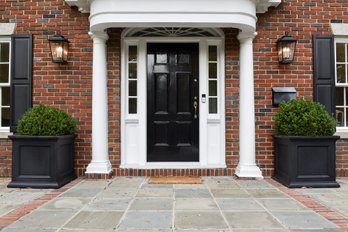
[127,45,138,115]
[208,45,219,114]
[335,39,348,128]
[0,39,11,130]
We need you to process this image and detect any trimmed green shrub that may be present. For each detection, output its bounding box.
[16,104,76,136]
[274,99,336,136]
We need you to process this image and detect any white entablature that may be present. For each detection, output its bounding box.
[65,0,281,32]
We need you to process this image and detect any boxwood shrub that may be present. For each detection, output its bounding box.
[274,99,336,136]
[16,104,76,136]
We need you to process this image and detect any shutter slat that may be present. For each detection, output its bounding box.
[10,35,33,132]
[313,34,335,116]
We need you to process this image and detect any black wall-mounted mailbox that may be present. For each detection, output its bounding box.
[272,87,296,106]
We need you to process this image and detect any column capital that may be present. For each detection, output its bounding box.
[237,31,257,42]
[88,31,109,41]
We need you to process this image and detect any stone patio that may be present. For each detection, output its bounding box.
[0,177,347,231]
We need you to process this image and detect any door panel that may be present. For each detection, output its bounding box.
[147,43,199,162]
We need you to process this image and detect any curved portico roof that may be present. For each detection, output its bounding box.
[65,0,280,33]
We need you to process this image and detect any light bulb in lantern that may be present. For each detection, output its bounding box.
[56,46,63,58]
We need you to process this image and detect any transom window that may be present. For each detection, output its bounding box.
[0,38,10,131]
[126,27,221,37]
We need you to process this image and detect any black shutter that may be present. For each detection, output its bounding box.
[10,35,33,132]
[313,34,335,116]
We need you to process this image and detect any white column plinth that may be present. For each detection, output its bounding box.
[86,31,112,174]
[235,31,263,179]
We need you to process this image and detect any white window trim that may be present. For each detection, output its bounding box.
[121,31,226,168]
[0,37,11,135]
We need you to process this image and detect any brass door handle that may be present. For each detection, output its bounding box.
[193,100,198,119]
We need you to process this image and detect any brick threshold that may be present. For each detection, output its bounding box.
[267,178,348,231]
[112,168,235,177]
[0,178,81,230]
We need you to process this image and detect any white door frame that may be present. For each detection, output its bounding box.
[121,31,226,168]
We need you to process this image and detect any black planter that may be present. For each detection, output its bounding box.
[8,135,76,189]
[273,135,340,188]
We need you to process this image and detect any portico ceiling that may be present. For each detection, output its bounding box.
[65,0,281,32]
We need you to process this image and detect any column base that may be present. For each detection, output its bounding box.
[235,164,263,179]
[85,161,112,174]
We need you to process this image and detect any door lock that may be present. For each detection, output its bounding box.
[193,100,198,119]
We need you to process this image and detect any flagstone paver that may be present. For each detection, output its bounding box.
[0,177,347,231]
[256,198,308,211]
[224,211,284,229]
[273,211,340,230]
[216,198,265,211]
[38,197,90,211]
[175,198,218,210]
[129,198,173,210]
[64,211,123,230]
[174,189,211,198]
[6,210,76,229]
[210,188,250,198]
[136,188,173,197]
[84,198,131,211]
[175,211,228,230]
[118,211,172,230]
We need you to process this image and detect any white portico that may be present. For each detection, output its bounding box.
[65,0,281,178]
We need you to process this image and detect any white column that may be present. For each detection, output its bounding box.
[86,31,112,174]
[235,31,263,178]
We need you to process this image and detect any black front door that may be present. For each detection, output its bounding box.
[147,43,199,162]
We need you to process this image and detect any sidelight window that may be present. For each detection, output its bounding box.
[208,45,218,114]
[128,45,137,114]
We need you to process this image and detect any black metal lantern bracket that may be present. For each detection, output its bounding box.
[276,32,297,64]
[48,35,69,63]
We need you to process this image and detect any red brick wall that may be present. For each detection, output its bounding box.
[1,0,348,177]
[224,29,240,171]
[0,139,11,176]
[0,0,92,177]
[254,0,348,176]
[106,29,122,171]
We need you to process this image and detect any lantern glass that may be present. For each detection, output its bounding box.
[277,34,297,64]
[48,35,69,63]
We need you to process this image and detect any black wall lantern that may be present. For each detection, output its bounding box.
[48,35,69,63]
[277,33,297,64]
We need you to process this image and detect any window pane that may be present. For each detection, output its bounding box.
[0,64,9,83]
[2,87,10,106]
[1,108,10,127]
[129,98,137,114]
[209,46,217,61]
[156,53,167,64]
[129,63,137,79]
[337,64,346,83]
[336,107,344,127]
[129,80,137,96]
[128,46,137,62]
[209,80,217,96]
[209,63,217,79]
[336,87,344,106]
[336,43,345,62]
[209,98,217,114]
[0,43,9,62]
